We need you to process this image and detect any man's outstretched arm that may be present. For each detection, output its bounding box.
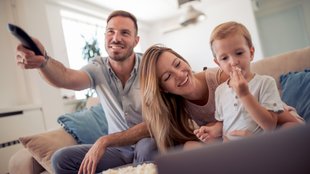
[16,38,90,90]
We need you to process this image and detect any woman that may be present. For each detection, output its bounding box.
[140,45,302,153]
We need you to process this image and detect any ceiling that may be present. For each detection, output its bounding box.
[82,0,209,23]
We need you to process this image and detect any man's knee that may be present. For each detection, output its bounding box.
[51,147,69,172]
[137,138,157,153]
[134,138,158,163]
[51,145,86,173]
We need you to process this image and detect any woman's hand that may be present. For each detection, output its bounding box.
[194,122,223,143]
[78,137,107,174]
[183,141,204,150]
[223,130,252,142]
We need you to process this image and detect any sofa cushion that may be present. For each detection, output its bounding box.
[251,47,310,91]
[19,128,77,173]
[280,69,310,121]
[57,103,108,144]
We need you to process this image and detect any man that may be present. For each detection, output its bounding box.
[16,10,157,174]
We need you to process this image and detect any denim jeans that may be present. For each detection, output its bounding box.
[51,138,157,174]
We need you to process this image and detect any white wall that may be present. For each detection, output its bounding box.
[149,0,264,71]
[1,0,66,130]
[255,0,310,56]
[0,0,30,108]
[2,0,306,130]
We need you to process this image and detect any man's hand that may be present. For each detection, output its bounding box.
[16,38,46,69]
[78,137,107,174]
[77,123,149,174]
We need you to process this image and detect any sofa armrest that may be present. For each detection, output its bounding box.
[12,128,77,173]
[9,148,45,174]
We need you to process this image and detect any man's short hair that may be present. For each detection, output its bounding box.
[107,10,138,35]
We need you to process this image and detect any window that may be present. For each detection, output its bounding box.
[61,10,142,99]
[61,10,105,99]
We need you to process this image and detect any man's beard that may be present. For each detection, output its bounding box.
[106,44,133,62]
[107,48,134,62]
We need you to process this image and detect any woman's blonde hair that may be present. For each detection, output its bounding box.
[210,21,253,57]
[140,45,197,152]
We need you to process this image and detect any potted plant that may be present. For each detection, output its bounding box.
[81,36,101,98]
[75,35,101,111]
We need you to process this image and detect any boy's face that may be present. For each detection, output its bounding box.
[212,34,254,79]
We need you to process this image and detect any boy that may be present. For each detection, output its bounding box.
[210,21,283,140]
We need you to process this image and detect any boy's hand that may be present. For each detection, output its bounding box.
[229,66,250,97]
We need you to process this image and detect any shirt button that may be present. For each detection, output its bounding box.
[235,96,238,99]
[273,103,277,106]
[234,103,237,106]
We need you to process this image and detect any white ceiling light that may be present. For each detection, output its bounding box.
[179,5,206,26]
[162,0,206,34]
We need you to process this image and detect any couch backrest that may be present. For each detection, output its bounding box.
[251,47,310,91]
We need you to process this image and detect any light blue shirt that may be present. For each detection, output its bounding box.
[82,53,143,134]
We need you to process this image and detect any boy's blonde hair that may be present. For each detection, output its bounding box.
[210,21,253,57]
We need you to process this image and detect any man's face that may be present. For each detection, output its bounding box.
[105,16,139,62]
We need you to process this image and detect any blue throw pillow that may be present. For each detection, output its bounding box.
[58,104,108,144]
[280,69,310,121]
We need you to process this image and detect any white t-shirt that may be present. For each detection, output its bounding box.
[215,74,284,140]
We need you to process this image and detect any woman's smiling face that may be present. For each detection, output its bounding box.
[156,51,194,96]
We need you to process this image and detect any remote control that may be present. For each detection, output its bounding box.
[8,23,43,56]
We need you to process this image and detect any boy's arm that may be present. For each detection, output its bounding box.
[239,95,278,130]
[230,69,277,130]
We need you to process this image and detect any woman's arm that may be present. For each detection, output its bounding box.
[225,108,304,140]
[277,108,305,128]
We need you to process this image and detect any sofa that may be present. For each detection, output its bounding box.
[8,47,310,174]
